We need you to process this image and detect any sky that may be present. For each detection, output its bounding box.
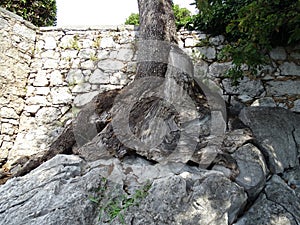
[56,0,197,26]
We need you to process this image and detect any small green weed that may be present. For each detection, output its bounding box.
[89,178,152,225]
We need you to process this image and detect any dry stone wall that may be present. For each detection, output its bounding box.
[0,8,36,166]
[0,7,299,166]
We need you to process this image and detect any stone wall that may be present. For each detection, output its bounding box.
[0,7,299,166]
[0,8,36,165]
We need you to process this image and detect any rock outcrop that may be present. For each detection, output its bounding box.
[0,107,299,225]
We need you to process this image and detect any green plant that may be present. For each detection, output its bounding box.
[125,13,139,25]
[69,35,80,50]
[93,37,102,48]
[189,0,300,83]
[124,4,192,30]
[0,0,57,26]
[90,179,152,224]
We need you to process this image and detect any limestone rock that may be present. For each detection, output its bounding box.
[234,175,300,225]
[239,107,300,173]
[0,155,102,225]
[232,143,268,199]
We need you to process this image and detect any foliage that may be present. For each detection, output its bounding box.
[172,4,193,30]
[89,178,152,224]
[189,0,300,82]
[0,0,57,26]
[125,13,140,26]
[125,4,192,30]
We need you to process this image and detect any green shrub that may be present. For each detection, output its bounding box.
[0,0,57,26]
[125,4,192,30]
[189,0,300,82]
[125,13,139,26]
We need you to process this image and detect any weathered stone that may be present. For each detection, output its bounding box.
[66,69,85,85]
[232,143,268,199]
[116,48,134,61]
[43,59,58,69]
[266,80,300,96]
[26,96,49,105]
[184,37,196,47]
[208,62,232,78]
[72,83,91,93]
[50,87,73,104]
[279,62,300,76]
[209,35,225,45]
[89,69,110,84]
[44,36,57,50]
[269,47,287,60]
[239,107,300,173]
[40,50,60,59]
[49,70,64,86]
[13,23,36,41]
[35,87,50,95]
[35,107,61,125]
[196,46,216,60]
[292,99,300,112]
[73,91,99,107]
[78,49,96,59]
[0,155,102,225]
[0,107,19,119]
[100,37,116,48]
[1,123,14,135]
[24,105,40,114]
[222,129,253,153]
[33,71,49,87]
[98,59,125,71]
[251,97,276,107]
[80,60,95,70]
[223,77,265,99]
[234,175,300,225]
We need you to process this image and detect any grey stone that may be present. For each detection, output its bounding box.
[239,107,300,173]
[26,96,49,105]
[74,91,99,107]
[118,171,247,225]
[89,69,110,84]
[35,107,61,125]
[197,46,216,60]
[100,37,116,48]
[72,83,91,93]
[35,87,50,95]
[50,87,73,104]
[232,143,268,199]
[80,60,95,70]
[66,69,85,85]
[44,36,57,50]
[292,99,300,112]
[98,59,125,71]
[234,175,300,225]
[266,80,300,96]
[0,107,19,119]
[222,129,253,153]
[0,155,102,225]
[116,48,134,61]
[49,70,64,86]
[222,77,265,99]
[251,97,276,107]
[269,47,287,60]
[33,71,49,87]
[208,62,232,78]
[78,49,96,59]
[279,62,300,76]
[13,23,36,41]
[209,35,225,45]
[185,37,196,47]
[43,59,58,69]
